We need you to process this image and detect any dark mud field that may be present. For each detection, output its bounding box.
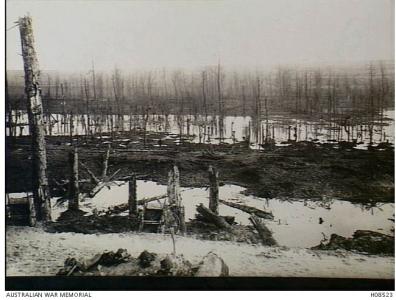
[6,130,394,204]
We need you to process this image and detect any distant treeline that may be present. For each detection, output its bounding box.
[6,61,394,119]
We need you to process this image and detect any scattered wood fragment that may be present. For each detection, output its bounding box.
[102,194,168,215]
[196,204,232,231]
[219,199,274,220]
[138,194,167,205]
[249,214,277,245]
[88,169,121,197]
[79,162,100,184]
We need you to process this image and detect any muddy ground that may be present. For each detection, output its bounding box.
[6,130,394,204]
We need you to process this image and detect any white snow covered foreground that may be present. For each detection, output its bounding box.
[6,226,394,278]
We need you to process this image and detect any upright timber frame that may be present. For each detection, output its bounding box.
[19,15,51,222]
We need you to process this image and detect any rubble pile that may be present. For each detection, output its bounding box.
[57,249,229,277]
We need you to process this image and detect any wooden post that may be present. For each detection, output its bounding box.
[178,206,186,235]
[208,165,219,214]
[19,16,51,221]
[68,146,79,210]
[102,144,110,179]
[128,174,137,216]
[84,78,91,137]
[28,194,37,227]
[69,112,74,144]
[167,165,181,207]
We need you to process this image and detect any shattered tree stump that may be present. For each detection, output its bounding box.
[167,165,181,206]
[102,144,111,179]
[28,195,36,226]
[208,165,219,214]
[19,15,51,221]
[128,174,137,216]
[68,146,79,210]
[166,165,186,234]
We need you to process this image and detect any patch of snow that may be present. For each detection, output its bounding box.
[6,226,394,278]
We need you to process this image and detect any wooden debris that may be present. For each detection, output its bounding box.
[88,169,121,197]
[249,214,277,245]
[103,194,168,215]
[219,199,274,220]
[79,162,100,185]
[138,194,167,206]
[196,204,232,231]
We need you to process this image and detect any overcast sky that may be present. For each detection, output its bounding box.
[6,0,395,72]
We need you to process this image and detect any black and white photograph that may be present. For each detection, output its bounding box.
[4,0,395,292]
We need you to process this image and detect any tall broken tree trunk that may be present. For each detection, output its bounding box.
[208,165,219,214]
[128,174,137,216]
[19,16,51,221]
[68,146,79,210]
[167,165,181,207]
